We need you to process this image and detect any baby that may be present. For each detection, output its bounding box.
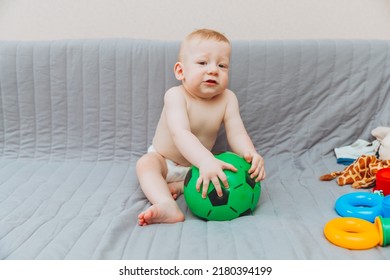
[136,29,266,226]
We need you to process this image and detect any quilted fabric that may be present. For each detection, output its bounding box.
[1,39,390,259]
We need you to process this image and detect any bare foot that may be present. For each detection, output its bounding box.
[138,201,185,226]
[168,180,184,200]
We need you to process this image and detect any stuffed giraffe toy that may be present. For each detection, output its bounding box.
[320,127,390,188]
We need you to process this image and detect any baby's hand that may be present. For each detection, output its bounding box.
[197,157,237,199]
[244,151,266,182]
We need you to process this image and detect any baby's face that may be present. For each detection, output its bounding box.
[179,39,231,99]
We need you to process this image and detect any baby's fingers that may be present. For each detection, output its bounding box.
[218,171,229,189]
[221,162,237,172]
[256,165,266,181]
[196,177,209,198]
[251,163,265,182]
[201,179,210,199]
[196,177,203,192]
[248,161,258,176]
[212,175,226,197]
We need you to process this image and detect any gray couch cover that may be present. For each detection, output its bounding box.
[1,39,390,259]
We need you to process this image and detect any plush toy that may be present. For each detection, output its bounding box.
[320,126,390,188]
[372,126,390,161]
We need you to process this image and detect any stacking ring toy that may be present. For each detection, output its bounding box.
[335,192,383,222]
[324,217,380,250]
[375,216,390,247]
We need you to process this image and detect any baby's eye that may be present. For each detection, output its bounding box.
[198,61,207,66]
[219,64,228,69]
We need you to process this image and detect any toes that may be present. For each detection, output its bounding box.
[138,212,147,226]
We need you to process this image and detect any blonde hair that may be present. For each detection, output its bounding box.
[178,29,230,61]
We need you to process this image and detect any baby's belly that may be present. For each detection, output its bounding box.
[161,149,191,167]
[153,138,216,167]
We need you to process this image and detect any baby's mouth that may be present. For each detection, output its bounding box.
[204,79,218,85]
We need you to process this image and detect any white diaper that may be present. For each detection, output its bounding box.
[148,145,190,182]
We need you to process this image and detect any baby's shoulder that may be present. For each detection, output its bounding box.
[164,86,185,99]
[222,89,239,103]
[223,88,236,98]
[163,86,187,108]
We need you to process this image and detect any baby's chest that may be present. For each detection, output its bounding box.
[187,104,225,134]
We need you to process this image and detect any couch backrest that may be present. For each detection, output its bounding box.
[228,40,390,159]
[1,39,390,160]
[0,39,180,160]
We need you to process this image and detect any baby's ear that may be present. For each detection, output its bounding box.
[174,62,185,81]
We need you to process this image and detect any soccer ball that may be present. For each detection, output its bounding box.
[183,151,261,221]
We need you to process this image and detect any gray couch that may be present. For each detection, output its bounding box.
[1,39,390,259]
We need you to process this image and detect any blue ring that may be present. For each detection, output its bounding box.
[335,192,383,222]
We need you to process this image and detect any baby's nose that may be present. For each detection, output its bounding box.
[207,64,218,74]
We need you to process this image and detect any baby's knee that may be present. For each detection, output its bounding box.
[136,153,166,175]
[136,154,151,173]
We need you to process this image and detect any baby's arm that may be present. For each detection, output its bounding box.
[224,91,266,181]
[164,89,236,197]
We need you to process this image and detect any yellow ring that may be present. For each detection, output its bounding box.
[324,217,379,250]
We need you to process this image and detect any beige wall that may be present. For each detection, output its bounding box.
[1,0,390,41]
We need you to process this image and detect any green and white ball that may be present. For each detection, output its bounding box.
[184,151,261,221]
